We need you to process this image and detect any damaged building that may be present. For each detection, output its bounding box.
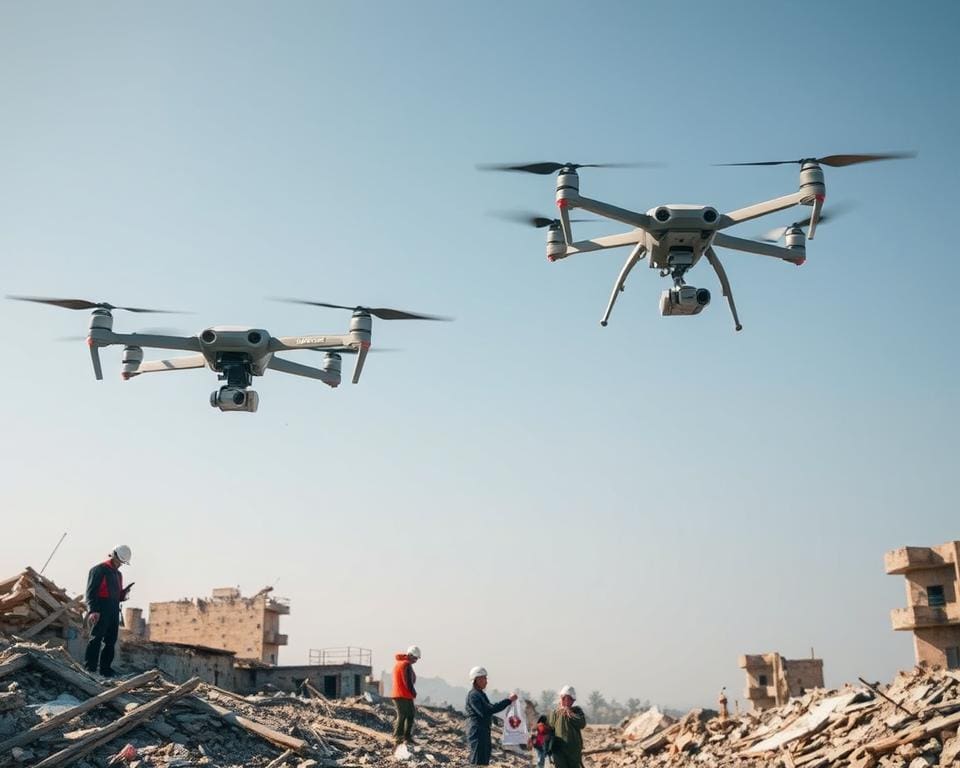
[121,586,374,697]
[738,651,825,711]
[886,539,960,669]
[146,586,290,664]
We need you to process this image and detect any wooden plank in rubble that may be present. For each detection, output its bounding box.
[0,669,161,753]
[30,676,200,768]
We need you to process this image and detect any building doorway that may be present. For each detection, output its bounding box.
[324,675,339,698]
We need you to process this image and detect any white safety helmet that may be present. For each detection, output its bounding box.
[559,685,576,700]
[469,666,488,681]
[406,645,422,659]
[112,545,132,565]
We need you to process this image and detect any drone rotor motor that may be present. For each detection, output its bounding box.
[555,167,580,208]
[546,223,566,262]
[799,161,826,205]
[349,311,372,346]
[322,352,342,377]
[87,308,114,334]
[121,345,143,380]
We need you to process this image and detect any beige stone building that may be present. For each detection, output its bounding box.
[738,652,824,711]
[148,586,289,664]
[885,540,960,670]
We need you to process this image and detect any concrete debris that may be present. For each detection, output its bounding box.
[0,639,531,768]
[585,666,960,768]
[622,706,677,742]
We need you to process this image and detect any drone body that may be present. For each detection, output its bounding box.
[8,297,447,412]
[488,154,912,330]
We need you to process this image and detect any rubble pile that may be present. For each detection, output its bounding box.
[0,642,528,768]
[585,667,960,768]
[0,570,84,640]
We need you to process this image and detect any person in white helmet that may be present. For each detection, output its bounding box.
[83,545,133,676]
[391,645,421,745]
[465,665,517,765]
[547,685,586,768]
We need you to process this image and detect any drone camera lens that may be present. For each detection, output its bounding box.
[696,288,711,306]
[247,331,262,344]
[201,329,217,344]
[232,391,245,405]
[655,207,671,223]
[703,208,718,223]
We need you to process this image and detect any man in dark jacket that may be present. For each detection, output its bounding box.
[84,545,132,676]
[465,665,517,765]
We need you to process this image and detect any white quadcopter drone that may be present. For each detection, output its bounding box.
[483,152,914,330]
[6,296,447,412]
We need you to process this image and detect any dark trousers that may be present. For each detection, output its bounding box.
[393,697,415,744]
[467,727,492,765]
[84,607,119,673]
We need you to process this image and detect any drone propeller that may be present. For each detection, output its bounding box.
[716,152,915,168]
[491,210,599,229]
[477,161,659,175]
[6,295,185,313]
[756,203,853,243]
[273,299,451,321]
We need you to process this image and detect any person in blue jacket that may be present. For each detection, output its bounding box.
[464,665,517,765]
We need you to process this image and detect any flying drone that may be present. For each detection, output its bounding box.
[483,153,914,330]
[6,296,448,412]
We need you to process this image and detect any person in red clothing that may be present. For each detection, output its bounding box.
[84,545,133,677]
[392,645,421,745]
[529,715,554,768]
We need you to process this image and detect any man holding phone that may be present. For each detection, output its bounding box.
[83,545,133,677]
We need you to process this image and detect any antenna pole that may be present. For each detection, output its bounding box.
[40,532,68,575]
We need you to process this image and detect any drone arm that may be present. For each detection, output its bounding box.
[572,195,654,231]
[565,230,645,256]
[267,355,340,387]
[269,334,354,352]
[712,233,804,264]
[134,354,208,374]
[704,247,742,332]
[718,191,807,229]
[92,331,202,352]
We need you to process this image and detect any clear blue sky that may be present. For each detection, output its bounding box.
[1,1,957,710]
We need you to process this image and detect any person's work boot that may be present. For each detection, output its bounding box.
[99,668,116,678]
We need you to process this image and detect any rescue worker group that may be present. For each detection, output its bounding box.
[393,648,585,768]
[84,547,586,767]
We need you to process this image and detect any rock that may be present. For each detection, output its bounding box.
[0,713,19,736]
[0,690,25,713]
[941,735,960,766]
[907,757,935,768]
[11,747,35,763]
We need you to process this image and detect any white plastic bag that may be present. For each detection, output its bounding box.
[501,696,529,746]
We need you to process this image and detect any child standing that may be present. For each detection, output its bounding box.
[529,715,554,768]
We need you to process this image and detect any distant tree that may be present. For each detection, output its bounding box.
[539,690,556,714]
[587,690,607,716]
[626,698,644,714]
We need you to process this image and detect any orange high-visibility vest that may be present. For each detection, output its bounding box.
[392,655,415,699]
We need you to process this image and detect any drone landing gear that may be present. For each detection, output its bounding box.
[600,243,646,327]
[704,247,743,332]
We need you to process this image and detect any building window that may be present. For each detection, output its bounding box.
[947,647,960,670]
[758,674,768,686]
[928,585,946,607]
